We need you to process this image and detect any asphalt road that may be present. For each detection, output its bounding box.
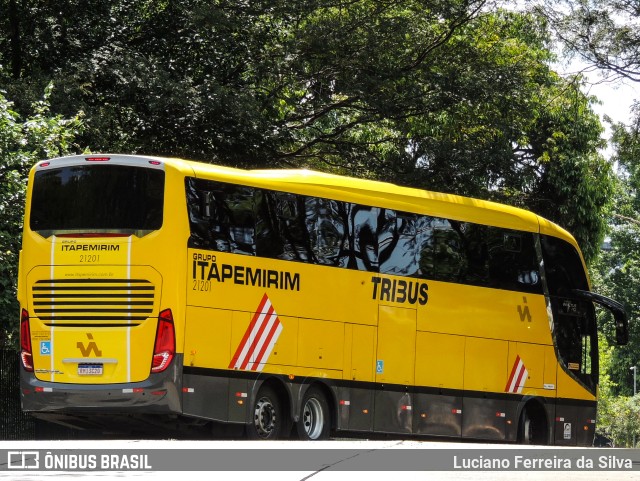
[1,439,639,481]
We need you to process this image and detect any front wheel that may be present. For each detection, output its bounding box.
[296,386,330,440]
[518,404,548,445]
[247,385,283,440]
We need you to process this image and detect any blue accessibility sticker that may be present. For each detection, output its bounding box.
[40,341,51,355]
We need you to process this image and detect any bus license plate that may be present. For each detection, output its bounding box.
[78,363,103,376]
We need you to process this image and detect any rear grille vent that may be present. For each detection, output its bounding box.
[31,279,155,327]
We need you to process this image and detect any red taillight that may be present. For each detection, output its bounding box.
[20,309,33,372]
[151,309,175,373]
[85,156,111,162]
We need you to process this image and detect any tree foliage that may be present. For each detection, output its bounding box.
[0,85,83,348]
[542,0,640,82]
[591,112,640,395]
[0,1,615,261]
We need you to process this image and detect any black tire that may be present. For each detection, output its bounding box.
[296,386,330,440]
[247,385,283,440]
[518,404,547,445]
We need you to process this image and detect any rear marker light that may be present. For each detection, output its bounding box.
[148,161,162,166]
[151,309,175,373]
[40,162,50,167]
[20,309,33,372]
[122,388,144,394]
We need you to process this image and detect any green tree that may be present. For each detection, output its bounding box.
[542,0,640,82]
[592,333,640,447]
[591,113,640,395]
[1,1,615,259]
[0,84,83,348]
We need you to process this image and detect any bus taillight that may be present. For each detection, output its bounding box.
[20,309,33,372]
[151,309,175,373]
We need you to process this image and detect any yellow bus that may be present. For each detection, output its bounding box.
[18,154,628,444]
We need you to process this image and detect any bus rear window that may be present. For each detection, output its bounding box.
[30,165,164,237]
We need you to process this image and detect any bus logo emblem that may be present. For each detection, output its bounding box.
[517,296,532,322]
[229,293,283,372]
[76,333,102,357]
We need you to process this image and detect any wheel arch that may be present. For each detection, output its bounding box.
[297,379,338,430]
[516,396,552,445]
[249,375,294,435]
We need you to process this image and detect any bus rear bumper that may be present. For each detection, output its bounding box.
[19,357,183,417]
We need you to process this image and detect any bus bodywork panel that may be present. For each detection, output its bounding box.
[17,154,619,445]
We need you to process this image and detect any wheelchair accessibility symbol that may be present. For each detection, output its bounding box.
[40,341,51,355]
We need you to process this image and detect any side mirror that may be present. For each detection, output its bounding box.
[572,289,629,346]
[615,310,629,346]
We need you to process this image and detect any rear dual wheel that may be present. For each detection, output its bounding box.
[247,384,331,440]
[247,385,282,440]
[296,387,330,440]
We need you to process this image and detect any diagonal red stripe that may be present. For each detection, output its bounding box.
[239,304,275,370]
[228,293,269,369]
[249,315,281,370]
[514,364,527,392]
[505,355,521,392]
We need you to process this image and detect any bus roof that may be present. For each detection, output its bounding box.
[35,154,579,248]
[186,159,576,245]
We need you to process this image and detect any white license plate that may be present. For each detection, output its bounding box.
[78,363,103,376]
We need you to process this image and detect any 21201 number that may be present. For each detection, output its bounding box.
[192,280,211,292]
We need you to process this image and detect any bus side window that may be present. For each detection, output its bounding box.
[487,230,540,292]
[185,178,256,255]
[307,198,347,266]
[378,210,419,277]
[420,220,468,283]
[348,204,378,271]
[186,178,217,249]
[221,186,255,256]
[256,191,313,262]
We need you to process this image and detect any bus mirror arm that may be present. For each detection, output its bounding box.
[571,289,629,346]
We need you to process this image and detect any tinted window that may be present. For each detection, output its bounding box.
[30,165,164,236]
[186,178,254,255]
[378,211,420,276]
[540,235,589,294]
[186,177,542,293]
[255,191,312,261]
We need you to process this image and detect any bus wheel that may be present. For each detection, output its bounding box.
[247,385,282,440]
[296,386,330,440]
[518,404,547,445]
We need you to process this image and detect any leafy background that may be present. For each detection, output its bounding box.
[2,0,640,445]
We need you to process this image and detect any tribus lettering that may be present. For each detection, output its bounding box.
[193,260,300,291]
[371,277,428,305]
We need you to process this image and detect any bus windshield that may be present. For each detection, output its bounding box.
[541,235,598,392]
[30,165,165,237]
